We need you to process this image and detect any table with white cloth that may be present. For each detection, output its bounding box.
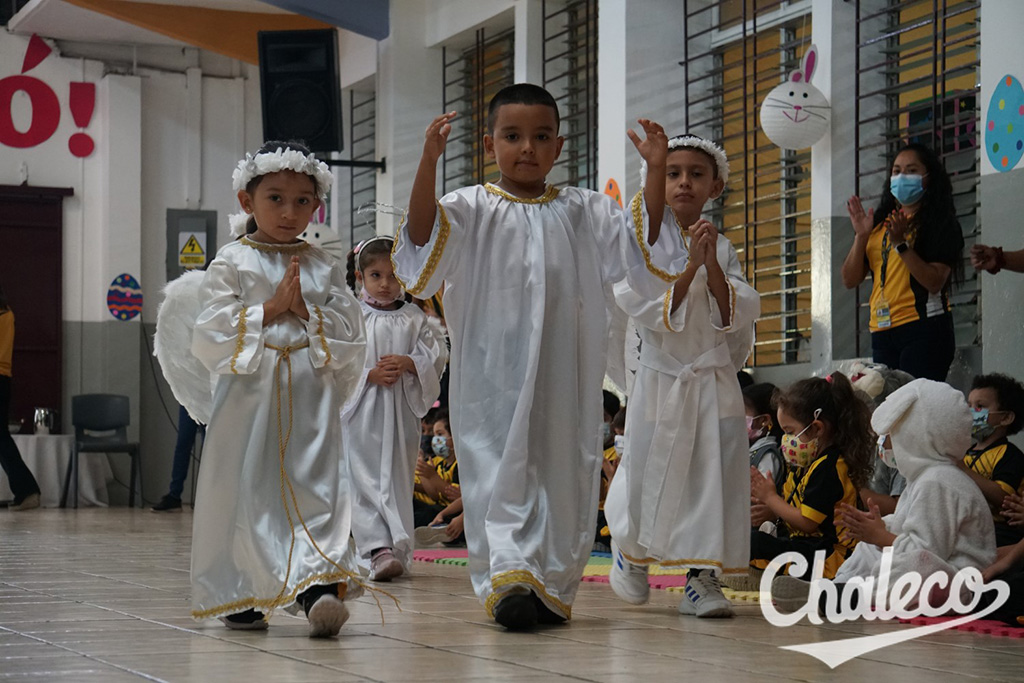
[1,435,112,507]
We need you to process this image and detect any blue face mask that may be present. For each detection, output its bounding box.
[890,174,926,206]
[971,407,1000,440]
[431,435,450,458]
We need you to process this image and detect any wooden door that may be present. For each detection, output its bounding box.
[0,185,71,432]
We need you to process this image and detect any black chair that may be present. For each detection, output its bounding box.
[61,394,141,508]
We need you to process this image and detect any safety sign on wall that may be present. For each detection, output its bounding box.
[178,231,206,269]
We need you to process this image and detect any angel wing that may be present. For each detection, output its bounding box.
[153,270,214,424]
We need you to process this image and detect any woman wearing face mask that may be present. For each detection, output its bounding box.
[748,373,874,581]
[842,143,965,382]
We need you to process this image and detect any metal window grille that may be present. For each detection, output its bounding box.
[853,0,981,356]
[348,90,378,247]
[683,0,813,367]
[542,0,599,190]
[442,28,515,191]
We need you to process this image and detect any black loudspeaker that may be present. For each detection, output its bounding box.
[257,29,343,153]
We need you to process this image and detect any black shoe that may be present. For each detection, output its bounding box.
[533,594,567,625]
[150,495,182,512]
[493,592,538,631]
[219,608,268,630]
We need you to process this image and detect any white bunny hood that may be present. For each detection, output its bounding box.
[870,378,972,482]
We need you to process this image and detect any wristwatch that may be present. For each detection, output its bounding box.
[895,241,909,254]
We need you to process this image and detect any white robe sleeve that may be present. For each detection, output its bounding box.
[603,190,689,301]
[403,314,448,418]
[713,241,759,368]
[192,258,267,376]
[392,191,470,299]
[304,264,366,372]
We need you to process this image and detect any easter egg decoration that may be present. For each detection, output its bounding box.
[985,74,1024,173]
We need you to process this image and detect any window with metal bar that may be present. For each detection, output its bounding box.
[348,90,378,248]
[542,0,598,190]
[441,28,515,191]
[683,0,813,367]
[853,0,980,357]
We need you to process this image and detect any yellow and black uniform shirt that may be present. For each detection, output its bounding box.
[413,455,459,506]
[963,437,1024,523]
[599,445,619,509]
[865,215,959,332]
[781,445,859,578]
[0,310,13,378]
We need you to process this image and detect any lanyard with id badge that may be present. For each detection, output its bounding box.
[876,229,895,329]
[876,216,913,329]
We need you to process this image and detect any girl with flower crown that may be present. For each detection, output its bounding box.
[188,141,367,637]
[340,236,447,582]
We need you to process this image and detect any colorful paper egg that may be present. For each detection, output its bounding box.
[107,273,143,321]
[986,74,1024,172]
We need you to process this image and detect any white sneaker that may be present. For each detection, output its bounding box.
[771,575,811,614]
[678,569,735,618]
[609,540,650,605]
[722,567,765,592]
[307,594,349,638]
[369,548,403,582]
[414,524,448,547]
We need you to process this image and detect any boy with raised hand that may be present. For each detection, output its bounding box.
[606,135,759,618]
[392,83,687,630]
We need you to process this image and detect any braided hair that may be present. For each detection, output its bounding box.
[345,237,396,293]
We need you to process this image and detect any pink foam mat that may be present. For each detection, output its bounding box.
[413,549,469,562]
[897,615,1024,638]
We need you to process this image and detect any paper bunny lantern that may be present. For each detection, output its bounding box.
[759,44,831,150]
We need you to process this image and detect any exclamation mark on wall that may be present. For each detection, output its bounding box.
[68,82,96,158]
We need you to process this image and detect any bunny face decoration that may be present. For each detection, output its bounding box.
[759,44,831,150]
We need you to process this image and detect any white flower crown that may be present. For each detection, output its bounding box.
[639,135,730,187]
[231,146,334,201]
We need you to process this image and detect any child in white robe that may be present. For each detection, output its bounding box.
[190,141,367,637]
[606,135,760,618]
[341,236,447,581]
[392,84,688,630]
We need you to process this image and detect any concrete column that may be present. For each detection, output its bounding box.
[514,0,544,84]
[809,0,860,374]
[376,0,444,236]
[979,0,1024,393]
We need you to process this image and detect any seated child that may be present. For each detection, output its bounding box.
[595,406,626,552]
[773,379,996,612]
[960,373,1024,547]
[414,412,464,545]
[744,383,785,493]
[983,494,1024,625]
[749,373,873,582]
[850,363,915,516]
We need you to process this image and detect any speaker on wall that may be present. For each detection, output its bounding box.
[257,29,343,153]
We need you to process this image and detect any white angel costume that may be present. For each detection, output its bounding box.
[392,184,687,619]
[606,219,759,576]
[341,301,447,571]
[835,379,996,596]
[188,237,366,619]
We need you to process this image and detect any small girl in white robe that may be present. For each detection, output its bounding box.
[189,142,367,638]
[341,237,447,582]
[607,136,760,618]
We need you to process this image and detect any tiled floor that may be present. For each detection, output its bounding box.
[1,510,1021,682]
